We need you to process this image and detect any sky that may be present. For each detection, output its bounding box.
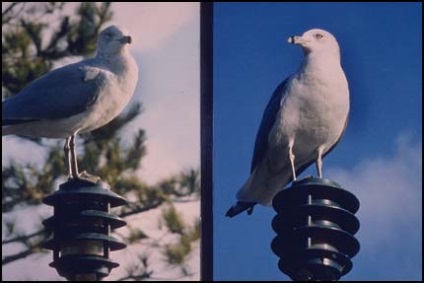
[213,2,422,281]
[2,3,200,281]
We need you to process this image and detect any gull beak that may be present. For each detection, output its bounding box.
[288,35,305,45]
[120,36,132,44]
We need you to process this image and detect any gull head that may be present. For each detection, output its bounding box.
[288,28,340,57]
[97,25,133,56]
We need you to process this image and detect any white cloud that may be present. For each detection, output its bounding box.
[327,134,422,277]
[112,3,198,52]
[113,3,200,184]
[1,136,54,167]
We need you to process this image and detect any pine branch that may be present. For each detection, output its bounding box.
[116,271,153,281]
[2,228,48,245]
[2,228,50,266]
[119,200,163,218]
[2,249,36,266]
[2,2,26,25]
[117,273,195,281]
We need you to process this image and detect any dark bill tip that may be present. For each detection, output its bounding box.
[121,36,132,44]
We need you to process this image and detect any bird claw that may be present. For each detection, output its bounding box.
[69,171,102,184]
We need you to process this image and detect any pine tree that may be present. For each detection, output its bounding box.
[2,3,200,280]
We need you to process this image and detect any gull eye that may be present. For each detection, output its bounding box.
[103,32,113,39]
[315,33,324,39]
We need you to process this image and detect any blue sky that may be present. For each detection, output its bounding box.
[213,3,422,281]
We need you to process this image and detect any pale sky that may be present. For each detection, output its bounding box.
[2,3,200,184]
[2,3,200,281]
[112,3,200,184]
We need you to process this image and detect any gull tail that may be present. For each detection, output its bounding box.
[226,201,256,218]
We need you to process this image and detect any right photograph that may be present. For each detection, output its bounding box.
[213,2,422,281]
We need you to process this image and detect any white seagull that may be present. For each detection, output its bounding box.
[226,28,350,217]
[2,25,139,181]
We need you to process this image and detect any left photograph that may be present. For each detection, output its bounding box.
[2,3,200,281]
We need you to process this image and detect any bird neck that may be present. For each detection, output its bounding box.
[96,50,134,72]
[96,46,129,59]
[301,53,342,75]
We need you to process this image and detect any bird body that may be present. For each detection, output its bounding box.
[2,26,138,139]
[2,25,138,180]
[227,29,349,217]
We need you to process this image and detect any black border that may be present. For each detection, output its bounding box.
[200,2,213,281]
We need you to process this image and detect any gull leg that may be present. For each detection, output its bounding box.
[316,147,324,178]
[64,137,72,178]
[69,134,79,179]
[288,140,297,181]
[65,134,101,183]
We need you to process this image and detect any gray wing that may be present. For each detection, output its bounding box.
[250,78,290,172]
[226,78,290,218]
[2,59,106,125]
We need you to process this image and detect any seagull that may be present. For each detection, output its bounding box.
[2,25,139,181]
[226,28,350,217]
